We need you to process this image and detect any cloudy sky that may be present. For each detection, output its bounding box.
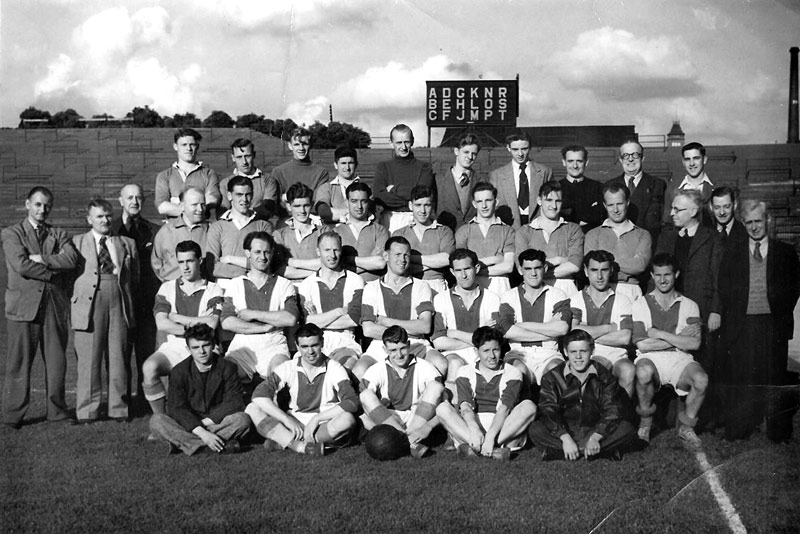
[1,0,798,145]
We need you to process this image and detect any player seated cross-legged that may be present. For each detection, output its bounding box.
[352,236,447,380]
[297,232,364,370]
[246,323,359,456]
[142,240,224,415]
[359,326,444,458]
[632,253,708,448]
[436,327,536,460]
[431,248,501,401]
[529,329,636,461]
[569,250,636,399]
[149,324,250,456]
[499,249,571,395]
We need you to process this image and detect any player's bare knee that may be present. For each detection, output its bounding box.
[635,362,654,384]
[421,380,444,403]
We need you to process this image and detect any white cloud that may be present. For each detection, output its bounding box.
[34,54,78,98]
[285,96,330,127]
[554,27,701,101]
[32,6,201,117]
[125,58,202,114]
[201,0,378,31]
[691,7,719,31]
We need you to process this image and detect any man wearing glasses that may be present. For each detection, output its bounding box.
[607,140,666,247]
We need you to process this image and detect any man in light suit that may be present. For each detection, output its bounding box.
[72,199,139,423]
[489,131,552,229]
[606,139,666,246]
[435,133,483,232]
[2,187,78,430]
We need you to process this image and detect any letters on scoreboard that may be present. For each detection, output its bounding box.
[426,80,518,127]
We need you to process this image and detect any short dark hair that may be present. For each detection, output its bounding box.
[317,231,342,247]
[583,249,616,269]
[286,182,314,204]
[346,181,372,199]
[389,124,414,143]
[289,127,311,141]
[682,142,706,157]
[227,175,253,193]
[175,240,202,259]
[87,198,113,214]
[384,235,410,252]
[561,144,588,160]
[409,185,435,203]
[456,133,481,151]
[334,146,358,163]
[27,186,53,201]
[471,181,496,199]
[650,252,679,272]
[505,130,531,145]
[518,248,547,266]
[538,180,562,198]
[602,182,630,201]
[711,186,736,203]
[560,329,595,356]
[449,248,478,269]
[243,231,274,251]
[174,128,201,143]
[184,323,214,345]
[382,325,409,345]
[230,138,254,152]
[296,323,324,342]
[472,326,503,350]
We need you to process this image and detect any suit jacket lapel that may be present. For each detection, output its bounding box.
[441,172,462,215]
[502,163,518,212]
[205,363,223,404]
[688,226,710,260]
[81,232,99,271]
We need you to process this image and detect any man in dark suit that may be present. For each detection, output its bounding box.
[112,183,161,412]
[435,133,482,232]
[149,323,249,455]
[72,199,139,423]
[709,186,747,252]
[655,189,723,340]
[607,139,666,245]
[718,200,800,442]
[489,131,552,229]
[558,144,604,233]
[2,187,78,429]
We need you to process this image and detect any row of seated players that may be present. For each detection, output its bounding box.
[144,224,707,458]
[152,320,632,461]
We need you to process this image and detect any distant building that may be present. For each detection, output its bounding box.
[667,120,685,148]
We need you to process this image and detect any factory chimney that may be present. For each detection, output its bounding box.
[789,47,799,143]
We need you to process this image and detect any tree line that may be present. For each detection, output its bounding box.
[17,106,371,148]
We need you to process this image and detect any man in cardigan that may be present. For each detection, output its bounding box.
[2,186,78,429]
[718,200,800,442]
[149,323,249,455]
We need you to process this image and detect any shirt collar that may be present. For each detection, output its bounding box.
[600,218,635,234]
[177,215,205,229]
[565,176,584,183]
[563,363,598,380]
[330,176,359,186]
[284,214,323,230]
[310,269,347,283]
[91,230,110,244]
[409,219,441,229]
[679,173,713,189]
[380,276,414,290]
[172,161,203,172]
[469,216,505,226]
[233,168,262,179]
[178,278,209,295]
[219,209,257,224]
[678,222,700,237]
[341,213,375,225]
[529,216,566,230]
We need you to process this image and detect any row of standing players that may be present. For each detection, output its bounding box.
[3,125,798,460]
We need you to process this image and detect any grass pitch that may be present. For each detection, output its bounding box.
[1,257,799,533]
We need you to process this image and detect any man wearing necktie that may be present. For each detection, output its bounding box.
[435,133,484,233]
[607,139,666,247]
[489,131,552,229]
[2,187,78,430]
[113,184,161,413]
[718,200,800,442]
[72,199,139,423]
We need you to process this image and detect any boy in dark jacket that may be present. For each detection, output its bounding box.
[149,324,250,455]
[529,329,635,460]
